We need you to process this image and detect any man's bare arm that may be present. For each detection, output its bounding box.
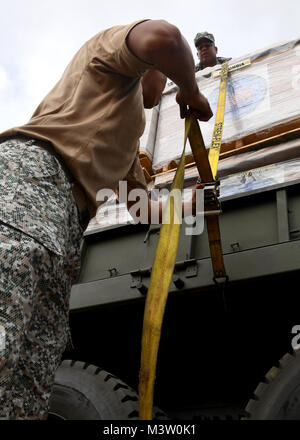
[127,20,211,223]
[144,181,204,224]
[127,19,212,121]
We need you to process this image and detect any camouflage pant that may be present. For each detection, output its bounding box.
[0,138,83,419]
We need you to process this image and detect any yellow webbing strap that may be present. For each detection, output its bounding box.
[188,115,213,183]
[208,61,229,179]
[206,61,228,280]
[188,117,227,280]
[139,62,229,419]
[206,214,227,279]
[139,118,192,420]
[188,62,228,279]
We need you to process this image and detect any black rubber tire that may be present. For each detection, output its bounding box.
[48,360,167,420]
[245,349,300,419]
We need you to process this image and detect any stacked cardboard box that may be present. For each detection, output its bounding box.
[141,37,300,173]
[88,37,300,230]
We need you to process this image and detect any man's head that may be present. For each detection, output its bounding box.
[194,32,218,68]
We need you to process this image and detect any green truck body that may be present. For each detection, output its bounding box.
[48,37,300,420]
[59,175,300,419]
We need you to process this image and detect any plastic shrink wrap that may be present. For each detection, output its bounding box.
[219,157,300,199]
[138,105,159,174]
[152,37,300,171]
[88,38,300,231]
[153,137,300,188]
[87,153,300,232]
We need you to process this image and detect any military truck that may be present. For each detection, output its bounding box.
[48,37,300,420]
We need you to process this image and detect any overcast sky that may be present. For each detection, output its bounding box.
[0,0,299,133]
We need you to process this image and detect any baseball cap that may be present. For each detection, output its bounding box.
[194,32,215,47]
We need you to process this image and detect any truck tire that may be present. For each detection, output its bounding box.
[245,350,300,419]
[48,360,167,420]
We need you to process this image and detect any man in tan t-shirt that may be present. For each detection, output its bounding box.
[0,19,212,419]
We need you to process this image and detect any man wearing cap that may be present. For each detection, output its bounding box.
[194,31,231,72]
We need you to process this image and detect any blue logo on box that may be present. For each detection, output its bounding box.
[208,74,267,120]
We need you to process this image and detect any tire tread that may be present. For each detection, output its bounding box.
[245,350,300,419]
[53,359,168,420]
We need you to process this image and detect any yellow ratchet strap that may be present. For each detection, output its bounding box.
[207,61,228,279]
[139,62,229,419]
[189,61,229,280]
[187,115,227,280]
[209,61,229,179]
[139,118,192,420]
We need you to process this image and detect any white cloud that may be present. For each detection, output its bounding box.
[0,0,299,133]
[0,66,8,91]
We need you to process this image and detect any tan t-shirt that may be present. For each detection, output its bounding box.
[0,19,151,218]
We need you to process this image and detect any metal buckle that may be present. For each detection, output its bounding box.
[197,179,221,215]
[213,274,229,286]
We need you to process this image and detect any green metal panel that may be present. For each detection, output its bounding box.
[219,191,278,254]
[70,239,300,310]
[286,185,300,241]
[79,223,150,283]
[276,190,290,242]
[71,181,300,310]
